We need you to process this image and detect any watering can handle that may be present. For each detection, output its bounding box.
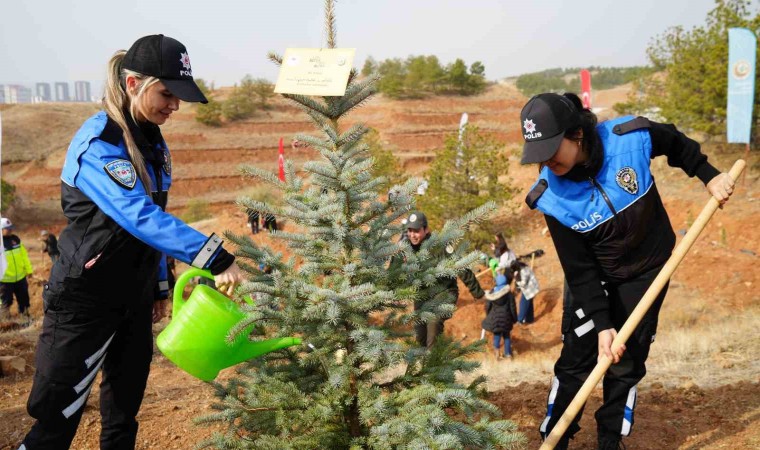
[172,268,214,317]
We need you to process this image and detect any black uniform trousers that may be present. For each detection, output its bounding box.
[540,265,668,445]
[21,286,154,450]
[1,277,31,315]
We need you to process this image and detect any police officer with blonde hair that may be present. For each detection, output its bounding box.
[20,35,246,449]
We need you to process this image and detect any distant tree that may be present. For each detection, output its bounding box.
[194,79,223,127]
[405,55,445,96]
[627,0,760,137]
[361,56,377,77]
[418,126,518,247]
[470,61,485,77]
[514,66,654,97]
[222,75,257,121]
[250,78,275,109]
[377,58,407,98]
[446,59,470,94]
[1,179,16,213]
[372,55,487,98]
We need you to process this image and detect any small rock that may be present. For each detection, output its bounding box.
[0,355,26,376]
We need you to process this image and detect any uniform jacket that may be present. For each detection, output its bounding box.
[48,111,233,306]
[526,116,719,332]
[2,234,33,283]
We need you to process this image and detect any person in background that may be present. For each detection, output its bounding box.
[263,213,278,232]
[511,261,539,324]
[520,92,735,449]
[39,230,60,265]
[20,34,246,450]
[247,209,260,235]
[482,270,517,360]
[492,232,516,270]
[390,211,485,348]
[0,217,33,321]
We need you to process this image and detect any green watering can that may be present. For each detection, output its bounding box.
[156,268,301,381]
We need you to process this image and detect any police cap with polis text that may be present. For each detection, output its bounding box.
[519,93,580,164]
[405,212,428,230]
[122,34,208,104]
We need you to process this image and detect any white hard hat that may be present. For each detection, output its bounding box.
[1,218,12,229]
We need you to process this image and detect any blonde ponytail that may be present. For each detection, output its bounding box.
[102,50,159,193]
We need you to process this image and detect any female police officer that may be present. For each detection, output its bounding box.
[20,35,245,450]
[520,93,735,450]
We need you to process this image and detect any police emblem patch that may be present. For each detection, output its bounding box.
[615,167,638,194]
[104,159,137,190]
[163,148,172,176]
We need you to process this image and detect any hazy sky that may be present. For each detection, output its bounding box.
[0,0,750,90]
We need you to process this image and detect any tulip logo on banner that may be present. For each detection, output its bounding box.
[727,28,757,144]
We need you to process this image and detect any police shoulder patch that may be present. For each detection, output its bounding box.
[104,159,137,190]
[615,167,638,194]
[162,148,172,176]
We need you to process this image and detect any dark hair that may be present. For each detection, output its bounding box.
[562,93,603,173]
[494,233,509,257]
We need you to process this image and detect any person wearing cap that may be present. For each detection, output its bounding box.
[392,211,485,348]
[38,230,60,265]
[520,92,736,449]
[20,35,246,449]
[0,218,33,321]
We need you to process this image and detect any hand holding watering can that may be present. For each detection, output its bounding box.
[157,268,301,381]
[214,262,247,296]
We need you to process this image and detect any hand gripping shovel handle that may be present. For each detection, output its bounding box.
[540,160,746,450]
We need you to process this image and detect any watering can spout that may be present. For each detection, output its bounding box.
[156,268,301,381]
[231,337,303,366]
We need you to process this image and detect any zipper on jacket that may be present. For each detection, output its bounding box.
[590,177,617,215]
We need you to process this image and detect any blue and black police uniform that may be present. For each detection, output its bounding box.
[527,116,720,445]
[22,111,235,450]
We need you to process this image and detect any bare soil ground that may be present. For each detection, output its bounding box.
[1,83,758,449]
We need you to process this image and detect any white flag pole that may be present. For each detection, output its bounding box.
[455,112,468,168]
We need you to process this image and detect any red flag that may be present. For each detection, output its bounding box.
[580,69,592,109]
[278,137,285,182]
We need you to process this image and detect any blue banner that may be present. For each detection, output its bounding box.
[727,28,757,144]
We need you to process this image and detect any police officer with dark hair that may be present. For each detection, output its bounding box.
[520,92,735,450]
[21,35,246,449]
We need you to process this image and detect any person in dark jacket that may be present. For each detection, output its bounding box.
[263,213,277,232]
[39,230,60,265]
[247,210,260,235]
[20,35,246,450]
[391,211,485,348]
[520,92,736,450]
[482,272,517,360]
